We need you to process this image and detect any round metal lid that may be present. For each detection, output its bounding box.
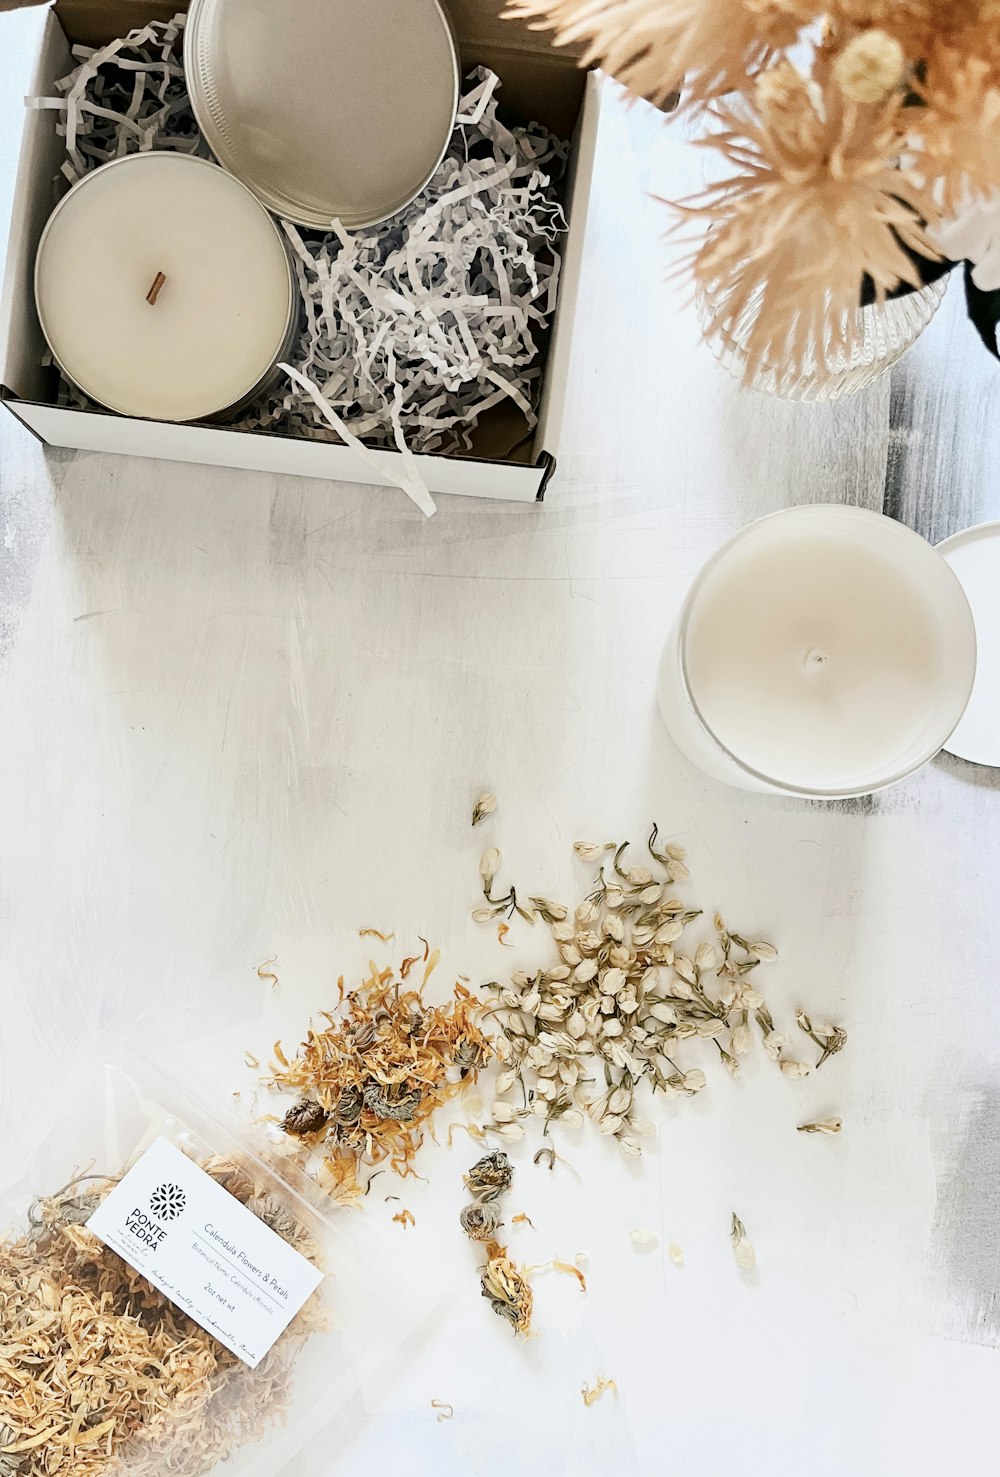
[937,520,1000,767]
[184,0,460,231]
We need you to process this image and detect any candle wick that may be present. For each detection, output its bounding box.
[804,648,830,672]
[146,271,167,306]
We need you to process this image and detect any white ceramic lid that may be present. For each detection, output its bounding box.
[937,520,1000,767]
[184,0,460,230]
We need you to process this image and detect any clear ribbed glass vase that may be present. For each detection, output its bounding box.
[697,274,948,401]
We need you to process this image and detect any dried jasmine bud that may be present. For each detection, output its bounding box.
[731,1212,755,1270]
[465,1150,514,1202]
[797,1117,843,1135]
[281,1098,329,1137]
[460,1199,503,1241]
[472,792,497,826]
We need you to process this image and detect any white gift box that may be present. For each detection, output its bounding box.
[0,0,604,502]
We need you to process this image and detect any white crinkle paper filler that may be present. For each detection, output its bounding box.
[36,22,569,517]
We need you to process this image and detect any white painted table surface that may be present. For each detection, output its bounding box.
[2,14,1000,1476]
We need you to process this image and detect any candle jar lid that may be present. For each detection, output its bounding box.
[937,520,1000,768]
[184,0,460,230]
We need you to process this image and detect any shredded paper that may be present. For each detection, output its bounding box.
[34,15,569,515]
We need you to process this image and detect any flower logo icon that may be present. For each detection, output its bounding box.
[149,1183,187,1222]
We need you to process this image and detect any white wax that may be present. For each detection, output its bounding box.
[35,153,292,421]
[681,508,976,794]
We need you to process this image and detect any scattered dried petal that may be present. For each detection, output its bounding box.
[629,1226,658,1250]
[431,1400,455,1422]
[731,1212,755,1270]
[581,1376,617,1407]
[668,1242,684,1267]
[393,1209,416,1229]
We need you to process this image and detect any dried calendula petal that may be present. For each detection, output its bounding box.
[628,1226,658,1250]
[393,1208,416,1229]
[472,792,497,826]
[431,1400,454,1422]
[581,1376,617,1406]
[731,1212,755,1270]
[480,1243,533,1334]
[797,1117,843,1135]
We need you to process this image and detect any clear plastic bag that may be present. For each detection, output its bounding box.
[0,1024,432,1477]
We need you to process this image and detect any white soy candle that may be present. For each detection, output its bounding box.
[35,153,294,422]
[657,505,977,797]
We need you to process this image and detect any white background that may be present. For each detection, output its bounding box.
[2,10,1000,1474]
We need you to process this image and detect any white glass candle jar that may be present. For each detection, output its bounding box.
[657,505,977,798]
[35,153,295,422]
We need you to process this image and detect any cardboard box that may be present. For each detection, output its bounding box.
[0,0,601,502]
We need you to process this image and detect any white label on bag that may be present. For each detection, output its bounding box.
[87,1135,323,1368]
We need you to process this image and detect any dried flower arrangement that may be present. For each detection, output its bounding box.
[504,0,1000,376]
[260,953,492,1200]
[473,830,845,1159]
[0,1158,323,1475]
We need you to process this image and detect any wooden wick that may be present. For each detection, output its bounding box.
[145,271,166,306]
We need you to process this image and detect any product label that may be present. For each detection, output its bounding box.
[87,1135,323,1368]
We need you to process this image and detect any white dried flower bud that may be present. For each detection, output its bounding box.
[749,941,778,962]
[731,1214,755,1270]
[670,978,695,1002]
[491,1102,516,1122]
[695,943,718,971]
[530,1098,550,1116]
[500,988,522,1009]
[576,930,601,954]
[559,1061,579,1087]
[630,1116,655,1136]
[521,988,541,1015]
[682,1069,707,1093]
[604,886,625,910]
[608,945,632,969]
[647,1002,677,1025]
[607,1042,635,1071]
[480,847,501,881]
[471,907,494,923]
[551,922,575,943]
[472,792,497,826]
[731,1023,754,1055]
[495,1069,518,1095]
[533,897,567,921]
[696,1018,726,1039]
[629,1226,658,1249]
[537,1002,567,1022]
[780,1058,810,1079]
[603,915,625,942]
[833,28,904,104]
[625,866,653,886]
[674,955,696,983]
[656,920,684,946]
[607,1086,632,1115]
[741,987,764,1010]
[618,1136,642,1159]
[631,926,654,948]
[798,1117,843,1135]
[567,1010,587,1040]
[714,912,726,932]
[560,944,582,967]
[560,1109,584,1128]
[674,1022,698,1039]
[667,860,691,881]
[763,1030,787,1061]
[547,965,571,982]
[494,1035,513,1062]
[573,840,610,861]
[617,991,639,1015]
[573,958,598,984]
[639,883,663,904]
[511,971,531,988]
[641,967,663,991]
[496,1123,525,1141]
[601,967,627,996]
[668,1242,684,1266]
[535,1078,558,1100]
[666,843,686,862]
[575,899,600,925]
[601,1018,624,1038]
[599,1113,625,1135]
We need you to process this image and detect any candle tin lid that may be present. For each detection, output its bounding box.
[937,521,1000,768]
[184,0,460,230]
